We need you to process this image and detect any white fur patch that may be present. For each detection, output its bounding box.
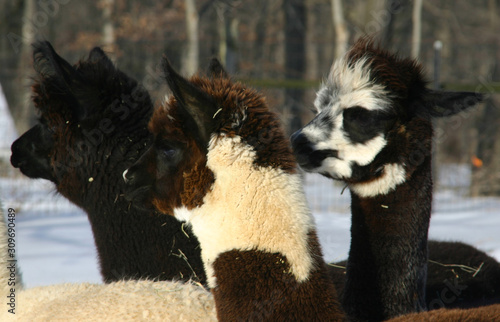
[315,57,390,113]
[349,163,406,197]
[174,136,315,288]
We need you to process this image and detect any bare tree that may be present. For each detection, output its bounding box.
[101,0,115,54]
[183,0,199,75]
[331,0,349,59]
[216,3,239,74]
[284,0,306,135]
[15,0,36,133]
[411,0,422,58]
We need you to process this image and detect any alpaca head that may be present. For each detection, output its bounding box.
[291,37,483,197]
[11,41,153,204]
[124,58,296,214]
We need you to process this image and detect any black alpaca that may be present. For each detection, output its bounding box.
[10,42,206,284]
[291,37,494,320]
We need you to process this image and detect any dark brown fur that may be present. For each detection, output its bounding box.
[213,233,344,321]
[389,303,500,321]
[144,105,214,213]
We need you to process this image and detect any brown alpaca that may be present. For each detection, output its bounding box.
[124,58,345,321]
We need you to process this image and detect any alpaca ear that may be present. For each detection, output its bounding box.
[207,58,228,79]
[416,89,484,118]
[87,47,117,76]
[33,41,78,85]
[32,41,87,120]
[88,47,112,65]
[162,57,219,146]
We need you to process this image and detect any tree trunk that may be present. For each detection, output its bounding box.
[331,0,349,59]
[411,0,423,58]
[101,0,115,54]
[252,2,270,77]
[217,5,239,74]
[284,0,306,135]
[183,0,199,76]
[15,0,37,134]
[380,0,401,48]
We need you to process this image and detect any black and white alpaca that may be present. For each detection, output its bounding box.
[124,58,345,321]
[291,38,487,320]
[10,42,206,284]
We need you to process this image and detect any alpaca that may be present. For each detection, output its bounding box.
[123,58,346,320]
[390,303,500,322]
[425,240,500,310]
[290,37,492,320]
[10,41,206,284]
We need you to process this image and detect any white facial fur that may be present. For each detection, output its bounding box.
[299,56,406,197]
[174,135,315,288]
[350,163,407,197]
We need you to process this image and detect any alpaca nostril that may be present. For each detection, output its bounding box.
[291,131,315,157]
[10,153,23,168]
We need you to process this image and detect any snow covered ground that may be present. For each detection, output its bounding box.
[1,171,499,289]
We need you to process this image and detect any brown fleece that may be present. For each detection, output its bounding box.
[212,232,345,321]
[389,303,500,321]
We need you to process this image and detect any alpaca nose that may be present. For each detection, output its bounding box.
[290,130,311,152]
[290,130,315,165]
[290,130,338,170]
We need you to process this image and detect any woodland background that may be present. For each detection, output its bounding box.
[1,0,499,195]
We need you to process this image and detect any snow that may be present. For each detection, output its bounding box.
[1,177,100,287]
[0,171,497,289]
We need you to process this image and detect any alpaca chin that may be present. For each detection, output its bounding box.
[350,163,407,197]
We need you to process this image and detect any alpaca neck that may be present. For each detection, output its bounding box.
[58,136,205,284]
[176,136,345,320]
[84,176,204,284]
[344,158,432,321]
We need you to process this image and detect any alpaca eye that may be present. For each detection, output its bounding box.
[343,106,372,125]
[160,147,177,159]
